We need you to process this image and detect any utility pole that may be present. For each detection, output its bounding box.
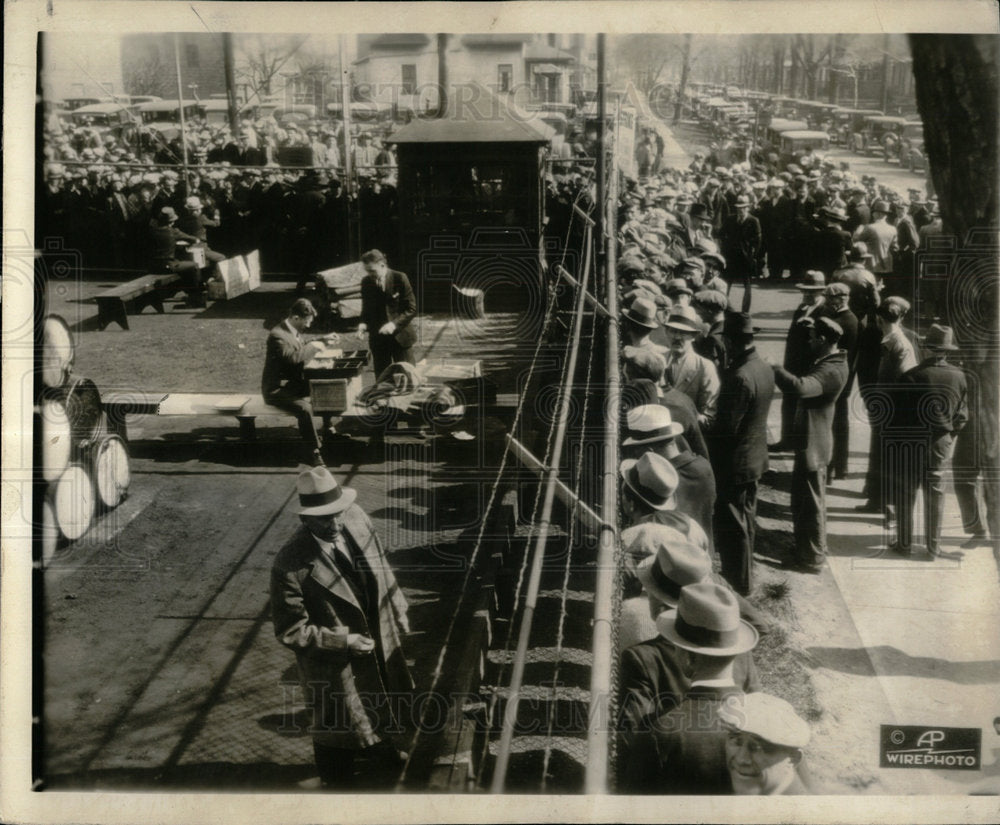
[437,34,448,117]
[223,33,240,136]
[880,33,892,112]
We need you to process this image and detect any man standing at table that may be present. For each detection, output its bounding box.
[357,249,418,379]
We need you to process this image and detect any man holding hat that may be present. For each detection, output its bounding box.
[621,581,760,794]
[618,525,761,737]
[623,405,716,545]
[891,325,968,557]
[719,692,812,794]
[771,317,849,572]
[709,312,774,594]
[270,465,412,789]
[663,306,720,428]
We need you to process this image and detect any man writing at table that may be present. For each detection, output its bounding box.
[356,249,418,379]
[262,298,339,466]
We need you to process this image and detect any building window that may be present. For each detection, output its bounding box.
[185,43,199,67]
[401,64,417,95]
[498,64,513,93]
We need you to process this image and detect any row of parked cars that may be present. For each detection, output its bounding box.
[684,84,927,173]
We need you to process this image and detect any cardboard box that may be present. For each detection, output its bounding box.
[310,375,362,413]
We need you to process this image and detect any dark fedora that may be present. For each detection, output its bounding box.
[922,323,960,351]
[724,311,760,337]
[795,270,826,291]
[689,203,714,221]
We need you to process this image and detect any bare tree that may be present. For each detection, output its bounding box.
[234,34,311,102]
[790,34,832,99]
[122,51,173,97]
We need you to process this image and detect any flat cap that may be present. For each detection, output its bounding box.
[718,692,811,749]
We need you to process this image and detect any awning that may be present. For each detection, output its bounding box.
[532,63,562,74]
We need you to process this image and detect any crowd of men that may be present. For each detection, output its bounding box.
[607,145,998,794]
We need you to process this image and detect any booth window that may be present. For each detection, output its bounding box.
[498,64,513,93]
[401,64,417,95]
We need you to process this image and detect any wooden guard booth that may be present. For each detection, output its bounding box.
[387,83,550,313]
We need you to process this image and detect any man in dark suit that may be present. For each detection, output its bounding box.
[709,313,775,595]
[775,272,826,450]
[148,206,205,307]
[844,185,871,236]
[812,205,852,278]
[620,581,759,794]
[771,317,849,573]
[357,249,418,378]
[270,465,412,789]
[720,196,762,313]
[821,283,860,479]
[891,325,968,558]
[261,298,334,465]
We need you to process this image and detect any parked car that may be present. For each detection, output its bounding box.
[777,130,830,169]
[765,118,808,146]
[907,139,927,173]
[831,108,883,145]
[850,115,907,154]
[887,120,925,165]
[136,99,201,125]
[69,103,139,142]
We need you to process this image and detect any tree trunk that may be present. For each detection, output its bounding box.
[909,34,999,339]
[880,33,891,112]
[827,34,840,103]
[673,34,692,123]
[772,46,784,94]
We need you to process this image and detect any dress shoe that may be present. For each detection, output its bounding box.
[782,557,823,574]
[961,533,989,549]
[887,543,912,557]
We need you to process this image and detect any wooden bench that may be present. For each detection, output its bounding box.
[103,391,301,442]
[95,274,182,331]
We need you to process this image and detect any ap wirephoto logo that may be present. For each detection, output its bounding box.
[879,725,982,770]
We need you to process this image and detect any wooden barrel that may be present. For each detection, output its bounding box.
[86,433,131,510]
[57,376,106,447]
[39,399,72,483]
[40,496,60,568]
[42,314,75,389]
[52,463,95,542]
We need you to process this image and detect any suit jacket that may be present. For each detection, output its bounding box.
[619,638,760,737]
[783,300,826,374]
[822,307,860,369]
[897,358,968,435]
[710,347,775,485]
[670,450,716,547]
[813,224,852,277]
[261,320,311,397]
[622,685,745,794]
[360,269,418,349]
[665,350,720,427]
[270,509,412,748]
[774,350,849,471]
[659,388,709,460]
[720,214,762,275]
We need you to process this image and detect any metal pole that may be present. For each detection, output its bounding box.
[585,38,620,795]
[338,35,356,259]
[172,34,191,197]
[595,35,606,254]
[490,226,593,793]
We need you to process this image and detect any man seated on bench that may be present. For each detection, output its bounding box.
[176,196,226,268]
[262,298,337,466]
[149,206,208,308]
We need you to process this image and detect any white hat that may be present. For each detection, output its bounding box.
[620,452,679,511]
[717,692,811,749]
[185,196,203,209]
[623,404,684,446]
[296,465,357,516]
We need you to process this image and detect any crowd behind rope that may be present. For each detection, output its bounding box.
[607,147,998,795]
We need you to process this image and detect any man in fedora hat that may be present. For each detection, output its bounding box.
[693,289,729,372]
[621,581,760,793]
[270,465,413,789]
[719,692,812,795]
[623,405,716,546]
[663,306,720,428]
[709,312,774,595]
[618,525,762,738]
[621,365,709,461]
[853,199,897,282]
[357,249,418,380]
[891,324,968,558]
[821,282,859,480]
[621,296,668,356]
[720,195,761,313]
[813,204,852,278]
[771,317,849,573]
[774,271,827,451]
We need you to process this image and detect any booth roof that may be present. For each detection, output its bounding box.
[388,83,552,144]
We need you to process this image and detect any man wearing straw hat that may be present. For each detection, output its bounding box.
[270,465,413,789]
[620,581,760,794]
[618,524,763,736]
[891,324,968,558]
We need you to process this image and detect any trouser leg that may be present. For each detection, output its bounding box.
[983,467,1000,543]
[792,458,826,566]
[715,481,756,596]
[266,391,322,453]
[830,376,853,477]
[925,433,954,554]
[780,393,797,446]
[894,445,919,551]
[952,429,987,535]
[312,742,356,789]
